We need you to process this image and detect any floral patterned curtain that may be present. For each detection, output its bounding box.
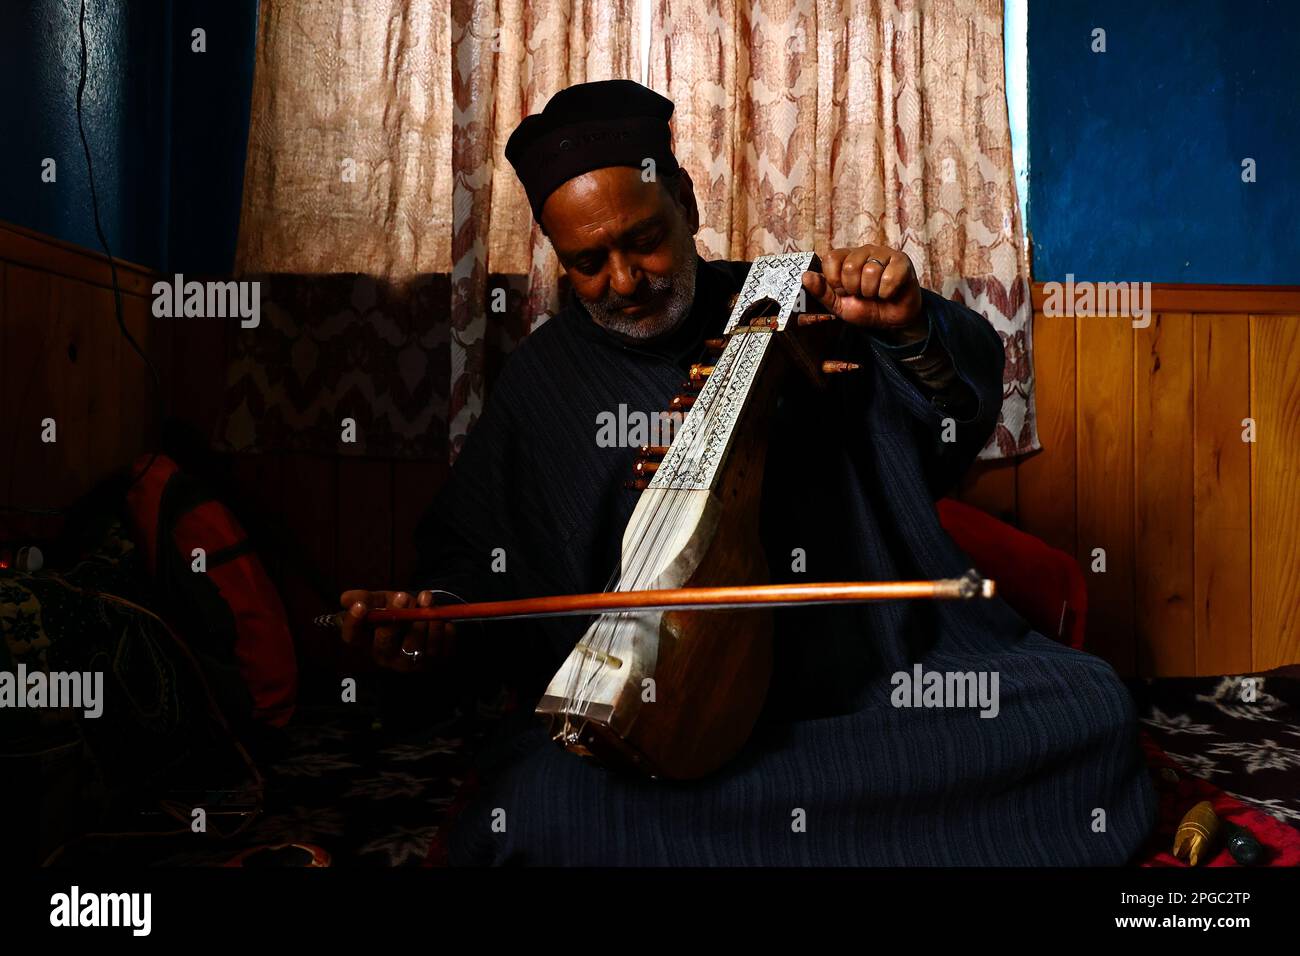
[231,1,459,458]
[449,0,645,450]
[648,0,1037,456]
[235,1,454,279]
[233,0,1034,460]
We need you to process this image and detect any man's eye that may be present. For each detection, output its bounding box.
[631,231,664,252]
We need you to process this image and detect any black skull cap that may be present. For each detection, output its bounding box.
[505,79,680,222]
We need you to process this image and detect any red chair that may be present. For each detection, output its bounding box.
[936,498,1087,650]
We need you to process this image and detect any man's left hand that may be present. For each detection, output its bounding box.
[801,244,926,345]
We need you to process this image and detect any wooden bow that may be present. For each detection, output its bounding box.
[318,572,994,629]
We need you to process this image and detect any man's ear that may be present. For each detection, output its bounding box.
[673,168,700,235]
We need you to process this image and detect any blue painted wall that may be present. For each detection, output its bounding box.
[4,1,1293,283]
[0,0,170,268]
[1027,0,1300,283]
[0,0,257,274]
[167,0,259,274]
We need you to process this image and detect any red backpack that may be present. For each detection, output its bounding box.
[126,454,297,729]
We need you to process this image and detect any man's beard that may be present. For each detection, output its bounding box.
[578,231,699,341]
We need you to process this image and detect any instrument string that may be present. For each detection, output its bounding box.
[565,331,762,726]
[561,331,746,724]
[619,332,754,597]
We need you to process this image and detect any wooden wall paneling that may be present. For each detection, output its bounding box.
[0,265,8,496]
[0,221,155,297]
[228,451,284,584]
[336,457,395,591]
[1016,311,1078,555]
[956,460,1017,525]
[117,292,158,465]
[279,453,340,672]
[336,457,395,671]
[169,317,230,441]
[151,306,177,422]
[1140,288,1300,314]
[0,265,4,459]
[392,459,449,589]
[1251,314,1300,670]
[2,267,53,538]
[53,278,98,509]
[0,264,7,532]
[1075,315,1136,674]
[1134,313,1195,674]
[1032,283,1300,316]
[85,284,123,488]
[3,268,54,520]
[1193,314,1253,675]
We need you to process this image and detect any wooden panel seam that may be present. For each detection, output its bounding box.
[0,220,157,297]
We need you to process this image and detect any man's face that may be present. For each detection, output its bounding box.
[540,166,700,341]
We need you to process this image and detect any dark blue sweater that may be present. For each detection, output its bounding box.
[416,255,1157,865]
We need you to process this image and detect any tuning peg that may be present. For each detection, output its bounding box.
[689,363,714,386]
[748,313,840,330]
[633,459,660,477]
[704,337,727,352]
[638,445,669,459]
[821,360,861,374]
[669,395,696,411]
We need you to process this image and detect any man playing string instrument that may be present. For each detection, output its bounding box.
[339,80,1156,866]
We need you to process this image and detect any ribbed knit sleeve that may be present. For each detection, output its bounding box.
[853,289,1005,498]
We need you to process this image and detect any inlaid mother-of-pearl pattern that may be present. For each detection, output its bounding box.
[650,330,772,492]
[722,250,818,334]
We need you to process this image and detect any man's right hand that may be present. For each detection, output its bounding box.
[338,589,456,672]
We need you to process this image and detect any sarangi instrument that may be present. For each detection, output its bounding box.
[323,252,996,781]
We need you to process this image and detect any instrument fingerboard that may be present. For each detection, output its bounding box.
[649,329,772,491]
[652,251,816,492]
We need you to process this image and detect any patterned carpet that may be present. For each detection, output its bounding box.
[1130,674,1300,829]
[53,675,1300,867]
[154,697,502,867]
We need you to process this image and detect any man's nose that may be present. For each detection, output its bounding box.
[607,253,643,298]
